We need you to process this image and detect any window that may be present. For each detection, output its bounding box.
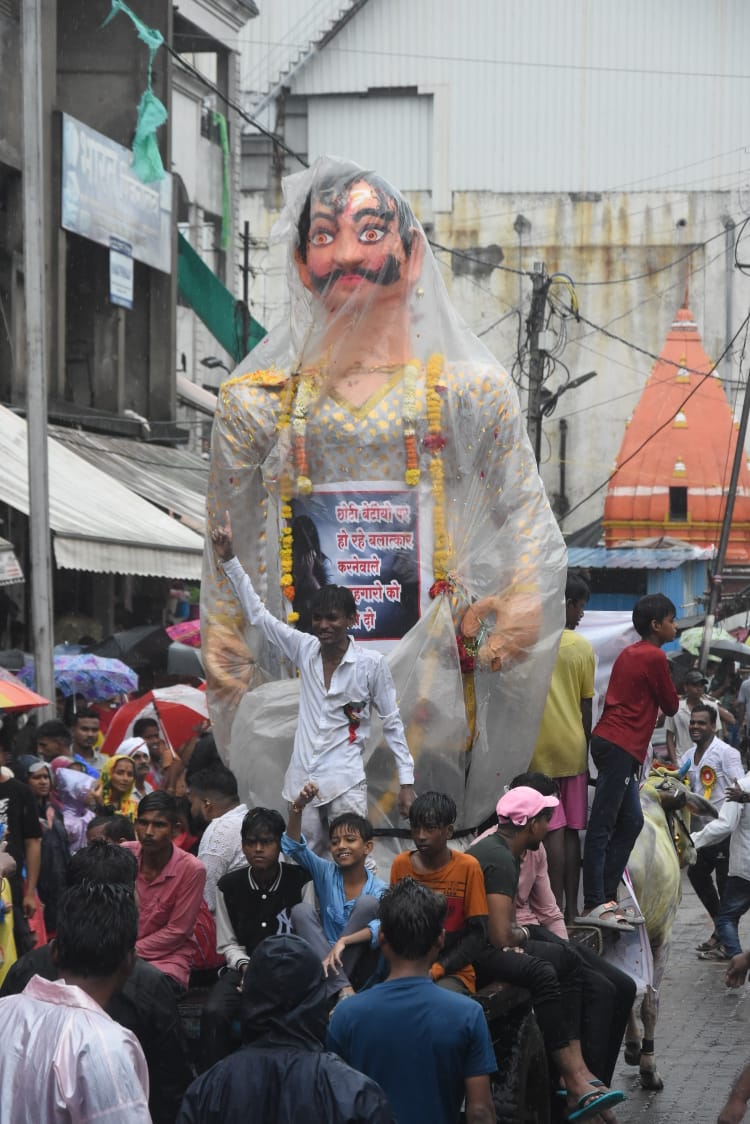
[669,486,688,521]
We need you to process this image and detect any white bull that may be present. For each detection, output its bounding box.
[621,766,716,1090]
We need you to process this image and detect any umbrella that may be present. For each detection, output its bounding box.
[18,654,138,701]
[0,667,50,711]
[678,625,735,657]
[708,638,750,667]
[166,619,201,648]
[167,642,204,678]
[101,685,209,756]
[89,626,172,671]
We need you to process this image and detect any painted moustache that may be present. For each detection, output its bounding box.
[309,255,403,294]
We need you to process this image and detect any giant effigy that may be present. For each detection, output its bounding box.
[202,158,567,846]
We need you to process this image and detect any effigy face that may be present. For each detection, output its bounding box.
[202,158,567,838]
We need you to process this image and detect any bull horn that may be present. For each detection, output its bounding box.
[685,792,718,819]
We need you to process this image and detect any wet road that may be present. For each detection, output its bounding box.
[612,871,749,1123]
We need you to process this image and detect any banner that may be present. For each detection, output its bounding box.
[291,483,422,643]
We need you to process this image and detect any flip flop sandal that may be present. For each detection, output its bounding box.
[697,946,730,961]
[567,1087,626,1122]
[574,902,635,932]
[616,905,646,924]
[696,934,720,952]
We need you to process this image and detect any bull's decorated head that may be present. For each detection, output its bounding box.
[642,766,717,868]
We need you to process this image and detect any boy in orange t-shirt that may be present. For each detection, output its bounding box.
[390,791,488,994]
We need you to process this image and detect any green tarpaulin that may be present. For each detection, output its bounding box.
[177,233,266,363]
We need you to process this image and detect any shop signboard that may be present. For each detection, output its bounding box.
[61,114,172,273]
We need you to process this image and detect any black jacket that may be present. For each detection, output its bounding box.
[176,934,395,1124]
[1,943,194,1124]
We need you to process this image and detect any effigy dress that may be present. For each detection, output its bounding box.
[203,351,567,844]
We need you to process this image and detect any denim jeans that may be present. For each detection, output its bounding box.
[582,736,644,910]
[715,875,750,957]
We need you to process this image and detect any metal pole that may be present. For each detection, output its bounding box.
[698,342,750,672]
[526,261,548,464]
[22,0,55,717]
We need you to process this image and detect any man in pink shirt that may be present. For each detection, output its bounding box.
[123,791,206,994]
[513,777,636,1086]
[0,880,150,1121]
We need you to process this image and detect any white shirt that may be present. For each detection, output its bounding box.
[693,772,750,878]
[679,735,744,816]
[198,802,249,913]
[739,678,750,729]
[223,556,414,804]
[0,975,151,1123]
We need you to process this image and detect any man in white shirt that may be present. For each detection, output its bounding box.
[693,774,750,961]
[211,514,416,855]
[189,765,249,913]
[665,669,734,765]
[679,703,744,955]
[0,879,150,1122]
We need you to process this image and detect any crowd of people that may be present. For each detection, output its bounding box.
[5,155,750,1123]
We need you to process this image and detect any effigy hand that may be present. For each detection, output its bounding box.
[460,592,542,673]
[203,623,254,707]
[211,510,235,562]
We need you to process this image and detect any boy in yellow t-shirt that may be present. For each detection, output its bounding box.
[529,573,595,923]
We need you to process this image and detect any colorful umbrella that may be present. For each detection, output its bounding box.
[678,625,734,657]
[18,654,138,701]
[101,684,209,756]
[166,619,201,648]
[0,667,50,711]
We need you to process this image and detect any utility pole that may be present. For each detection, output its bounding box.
[22,0,55,717]
[526,261,549,464]
[698,346,750,672]
[238,221,252,353]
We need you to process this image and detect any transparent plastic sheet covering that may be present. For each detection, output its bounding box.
[203,157,567,838]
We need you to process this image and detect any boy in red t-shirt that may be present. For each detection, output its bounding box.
[390,791,488,993]
[578,594,679,930]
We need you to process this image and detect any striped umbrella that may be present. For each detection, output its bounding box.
[0,667,50,711]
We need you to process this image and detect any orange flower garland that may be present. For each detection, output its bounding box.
[277,378,299,623]
[425,353,450,582]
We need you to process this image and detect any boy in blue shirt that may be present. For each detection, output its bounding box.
[282,781,386,1000]
[328,876,496,1124]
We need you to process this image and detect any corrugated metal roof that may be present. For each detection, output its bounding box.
[567,546,714,570]
[49,426,208,535]
[0,405,203,580]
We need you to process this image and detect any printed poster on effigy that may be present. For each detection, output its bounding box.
[291,482,424,646]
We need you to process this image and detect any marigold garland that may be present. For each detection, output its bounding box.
[276,378,299,623]
[425,353,450,582]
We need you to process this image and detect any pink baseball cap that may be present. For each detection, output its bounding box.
[496,786,559,826]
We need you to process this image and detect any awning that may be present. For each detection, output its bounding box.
[49,425,208,535]
[567,545,714,570]
[0,404,204,579]
[0,536,24,586]
[176,374,218,417]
